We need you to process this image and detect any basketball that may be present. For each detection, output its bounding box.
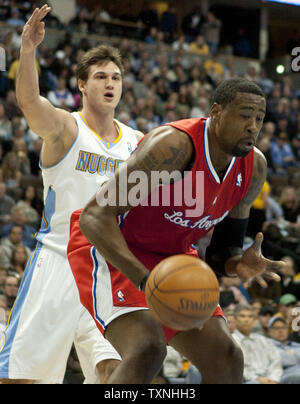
[145,255,220,331]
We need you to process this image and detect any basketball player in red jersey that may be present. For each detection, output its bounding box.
[68,78,286,384]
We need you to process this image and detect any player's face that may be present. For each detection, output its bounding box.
[212,92,266,158]
[79,62,123,111]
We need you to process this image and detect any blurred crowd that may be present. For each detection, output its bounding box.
[0,0,300,384]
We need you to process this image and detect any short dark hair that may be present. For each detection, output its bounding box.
[234,304,256,319]
[213,77,265,108]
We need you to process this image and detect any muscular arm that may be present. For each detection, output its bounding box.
[221,149,284,283]
[79,126,194,288]
[16,6,76,165]
[223,148,267,276]
[206,148,267,277]
[229,147,267,220]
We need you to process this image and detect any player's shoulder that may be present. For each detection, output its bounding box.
[253,146,267,171]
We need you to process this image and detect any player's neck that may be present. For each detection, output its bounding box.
[81,106,118,142]
[207,123,233,180]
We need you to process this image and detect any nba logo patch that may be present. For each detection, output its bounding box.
[117,290,125,302]
[236,173,242,187]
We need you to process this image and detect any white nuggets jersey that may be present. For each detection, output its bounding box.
[37,112,139,256]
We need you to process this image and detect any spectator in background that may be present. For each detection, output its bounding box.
[202,11,222,55]
[8,50,41,88]
[189,35,210,56]
[0,182,15,230]
[251,300,263,319]
[0,225,31,269]
[268,317,300,384]
[270,132,295,172]
[224,310,236,334]
[232,304,283,384]
[172,35,190,52]
[280,257,300,300]
[47,77,74,110]
[1,205,37,250]
[190,96,209,119]
[233,28,251,57]
[203,54,224,83]
[251,305,275,336]
[256,135,276,176]
[182,6,206,43]
[144,26,159,45]
[161,4,177,43]
[12,139,31,177]
[9,245,30,278]
[258,68,274,97]
[291,134,300,165]
[7,8,25,27]
[0,267,7,294]
[1,275,19,310]
[138,1,159,31]
[219,276,249,310]
[0,102,12,141]
[28,137,43,177]
[279,186,300,224]
[275,294,298,331]
[4,90,22,120]
[15,185,40,229]
[163,346,185,383]
[245,64,259,83]
[0,151,22,198]
[247,181,270,239]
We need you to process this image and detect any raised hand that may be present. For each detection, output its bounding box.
[235,232,285,288]
[21,4,51,53]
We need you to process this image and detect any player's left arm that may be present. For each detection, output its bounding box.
[206,148,285,287]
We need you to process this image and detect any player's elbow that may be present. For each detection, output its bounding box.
[79,203,106,243]
[79,205,96,238]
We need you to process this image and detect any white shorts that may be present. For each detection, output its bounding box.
[0,243,121,384]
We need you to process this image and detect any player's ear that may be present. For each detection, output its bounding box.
[78,79,87,95]
[209,103,222,122]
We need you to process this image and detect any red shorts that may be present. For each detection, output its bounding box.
[67,209,224,342]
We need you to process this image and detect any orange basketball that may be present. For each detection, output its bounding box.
[145,255,220,331]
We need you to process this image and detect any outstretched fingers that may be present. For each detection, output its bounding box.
[264,257,286,276]
[27,4,51,26]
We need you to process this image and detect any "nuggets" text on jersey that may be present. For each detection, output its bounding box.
[76,150,124,176]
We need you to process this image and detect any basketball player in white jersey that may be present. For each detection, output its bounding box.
[0,5,142,384]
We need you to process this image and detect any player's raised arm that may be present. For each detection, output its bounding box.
[79,125,194,289]
[16,5,75,142]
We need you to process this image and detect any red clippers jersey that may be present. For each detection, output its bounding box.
[119,118,254,256]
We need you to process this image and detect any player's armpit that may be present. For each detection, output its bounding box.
[229,147,267,220]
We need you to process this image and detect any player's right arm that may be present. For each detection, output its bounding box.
[16,5,77,166]
[79,125,194,290]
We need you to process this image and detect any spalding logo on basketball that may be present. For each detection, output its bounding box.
[145,255,220,331]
